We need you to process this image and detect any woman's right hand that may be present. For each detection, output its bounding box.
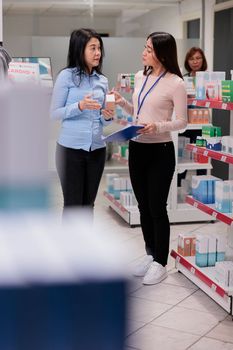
[112,90,125,107]
[79,94,101,111]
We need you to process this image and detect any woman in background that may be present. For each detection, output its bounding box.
[178,47,208,186]
[114,32,187,285]
[184,46,207,77]
[50,28,114,215]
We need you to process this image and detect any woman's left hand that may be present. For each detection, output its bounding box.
[137,123,157,134]
[102,108,115,120]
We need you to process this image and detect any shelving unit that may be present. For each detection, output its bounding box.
[103,191,140,227]
[104,143,212,224]
[188,98,233,111]
[171,250,233,314]
[172,121,233,315]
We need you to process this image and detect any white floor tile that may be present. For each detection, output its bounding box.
[151,305,225,336]
[127,296,172,323]
[189,337,233,350]
[178,289,228,317]
[162,269,198,290]
[206,316,233,343]
[126,324,200,350]
[131,282,195,305]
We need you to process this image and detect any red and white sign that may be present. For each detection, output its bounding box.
[8,62,40,83]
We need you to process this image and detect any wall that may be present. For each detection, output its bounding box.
[3,14,116,37]
[116,6,182,38]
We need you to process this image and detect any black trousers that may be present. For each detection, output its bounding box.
[129,140,175,266]
[56,143,106,209]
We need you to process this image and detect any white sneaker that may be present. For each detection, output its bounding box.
[143,261,168,285]
[133,255,153,277]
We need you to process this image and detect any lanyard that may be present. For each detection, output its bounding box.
[137,71,167,117]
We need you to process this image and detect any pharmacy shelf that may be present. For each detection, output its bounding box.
[186,144,233,165]
[103,191,140,227]
[112,153,128,165]
[185,123,212,130]
[186,195,233,226]
[170,250,233,314]
[178,158,212,173]
[188,98,233,111]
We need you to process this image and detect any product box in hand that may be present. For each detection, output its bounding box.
[105,93,115,111]
[221,80,233,102]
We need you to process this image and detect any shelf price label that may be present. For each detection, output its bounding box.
[205,101,210,108]
[193,147,198,153]
[221,155,227,162]
[192,100,197,106]
[222,103,227,110]
[193,202,198,208]
[176,256,180,263]
[190,267,196,274]
[211,283,217,292]
[212,211,218,218]
[203,150,209,157]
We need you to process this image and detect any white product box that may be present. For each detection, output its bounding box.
[195,234,208,267]
[113,178,121,199]
[215,234,226,262]
[215,261,233,288]
[105,173,119,194]
[207,235,217,266]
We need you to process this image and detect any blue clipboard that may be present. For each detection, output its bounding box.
[103,125,144,142]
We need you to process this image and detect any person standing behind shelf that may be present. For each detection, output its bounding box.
[178,47,208,186]
[113,32,187,285]
[50,28,114,216]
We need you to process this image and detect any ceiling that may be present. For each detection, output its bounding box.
[3,0,180,19]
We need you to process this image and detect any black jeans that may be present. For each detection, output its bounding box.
[129,140,175,266]
[56,143,106,209]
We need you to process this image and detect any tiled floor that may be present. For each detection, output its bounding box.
[50,170,233,350]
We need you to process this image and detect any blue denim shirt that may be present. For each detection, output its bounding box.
[50,68,112,151]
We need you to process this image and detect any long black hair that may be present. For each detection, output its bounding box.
[66,28,104,83]
[143,32,183,79]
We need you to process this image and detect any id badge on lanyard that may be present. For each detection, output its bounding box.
[136,70,167,121]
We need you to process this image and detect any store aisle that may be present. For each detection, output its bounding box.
[50,172,233,350]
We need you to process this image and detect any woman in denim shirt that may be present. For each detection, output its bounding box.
[50,28,114,214]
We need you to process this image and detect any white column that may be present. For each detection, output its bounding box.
[202,0,215,70]
[0,0,2,43]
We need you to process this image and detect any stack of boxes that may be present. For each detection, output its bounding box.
[195,71,226,101]
[215,261,233,288]
[215,180,233,213]
[221,80,233,102]
[177,233,196,256]
[201,125,222,151]
[195,234,226,268]
[105,173,137,206]
[188,108,210,124]
[191,175,221,204]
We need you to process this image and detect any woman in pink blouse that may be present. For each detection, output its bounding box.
[114,32,187,285]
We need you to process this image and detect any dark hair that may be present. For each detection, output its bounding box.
[143,32,183,79]
[66,28,104,83]
[184,47,207,73]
